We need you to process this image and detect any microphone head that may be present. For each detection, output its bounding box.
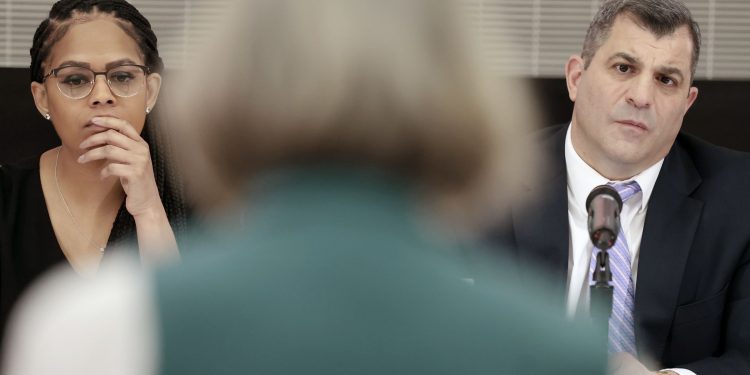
[586,184,622,250]
[585,185,622,212]
[590,227,617,250]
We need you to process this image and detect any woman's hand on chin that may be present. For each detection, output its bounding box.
[77,116,163,217]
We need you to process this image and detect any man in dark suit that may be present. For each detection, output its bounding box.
[493,0,750,374]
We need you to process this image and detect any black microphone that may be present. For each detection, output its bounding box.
[586,185,622,250]
[586,185,622,337]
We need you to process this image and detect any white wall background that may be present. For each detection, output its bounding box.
[0,0,747,79]
[0,0,229,69]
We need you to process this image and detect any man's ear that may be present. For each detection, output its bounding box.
[565,55,585,102]
[30,81,50,118]
[684,86,699,113]
[145,73,162,112]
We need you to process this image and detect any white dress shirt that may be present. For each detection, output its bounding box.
[564,126,695,375]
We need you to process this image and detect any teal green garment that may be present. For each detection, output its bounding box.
[155,167,606,374]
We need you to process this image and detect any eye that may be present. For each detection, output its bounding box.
[658,75,676,86]
[615,64,631,73]
[60,74,90,87]
[109,71,135,83]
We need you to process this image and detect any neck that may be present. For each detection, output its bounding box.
[569,124,643,181]
[588,162,637,181]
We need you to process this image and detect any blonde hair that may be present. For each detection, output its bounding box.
[166,0,538,231]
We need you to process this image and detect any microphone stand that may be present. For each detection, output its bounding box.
[590,249,612,335]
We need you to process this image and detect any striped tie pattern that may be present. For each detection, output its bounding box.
[589,181,641,356]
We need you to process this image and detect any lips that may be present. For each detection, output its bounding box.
[83,122,107,131]
[615,119,648,131]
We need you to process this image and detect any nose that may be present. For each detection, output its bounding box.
[88,74,116,106]
[625,75,653,109]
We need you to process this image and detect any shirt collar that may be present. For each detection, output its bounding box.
[564,124,663,212]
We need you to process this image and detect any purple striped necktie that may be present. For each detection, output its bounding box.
[589,180,641,356]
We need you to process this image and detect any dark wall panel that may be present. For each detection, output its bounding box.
[0,68,58,163]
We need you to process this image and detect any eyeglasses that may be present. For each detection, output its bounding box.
[42,64,150,100]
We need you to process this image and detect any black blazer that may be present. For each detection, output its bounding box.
[493,124,750,373]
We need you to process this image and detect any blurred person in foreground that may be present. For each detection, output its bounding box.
[3,0,605,374]
[0,0,186,342]
[490,0,750,374]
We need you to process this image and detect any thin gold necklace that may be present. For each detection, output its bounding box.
[54,147,106,253]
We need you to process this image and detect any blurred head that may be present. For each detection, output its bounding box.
[167,0,538,232]
[566,0,700,180]
[29,0,163,152]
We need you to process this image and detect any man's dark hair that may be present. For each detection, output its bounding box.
[581,0,701,81]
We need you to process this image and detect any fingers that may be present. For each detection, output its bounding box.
[79,144,149,165]
[80,129,140,151]
[80,117,160,217]
[100,162,149,181]
[89,116,142,140]
[78,117,150,165]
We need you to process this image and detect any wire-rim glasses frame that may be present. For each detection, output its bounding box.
[42,63,151,100]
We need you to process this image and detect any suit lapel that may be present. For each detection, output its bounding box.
[511,126,570,302]
[634,138,703,362]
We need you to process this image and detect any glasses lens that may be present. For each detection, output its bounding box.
[107,66,145,97]
[55,67,94,99]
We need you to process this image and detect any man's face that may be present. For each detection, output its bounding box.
[565,14,698,180]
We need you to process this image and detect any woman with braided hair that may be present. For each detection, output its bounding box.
[0,0,186,337]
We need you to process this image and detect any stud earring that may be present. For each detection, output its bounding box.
[145,107,151,114]
[44,113,51,120]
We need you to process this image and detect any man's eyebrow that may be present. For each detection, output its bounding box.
[607,52,640,66]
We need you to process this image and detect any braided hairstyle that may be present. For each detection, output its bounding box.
[29,0,188,248]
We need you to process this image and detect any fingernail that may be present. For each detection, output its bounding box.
[77,155,85,163]
[79,142,87,149]
[91,117,103,125]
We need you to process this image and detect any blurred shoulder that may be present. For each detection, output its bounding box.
[2,254,158,375]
